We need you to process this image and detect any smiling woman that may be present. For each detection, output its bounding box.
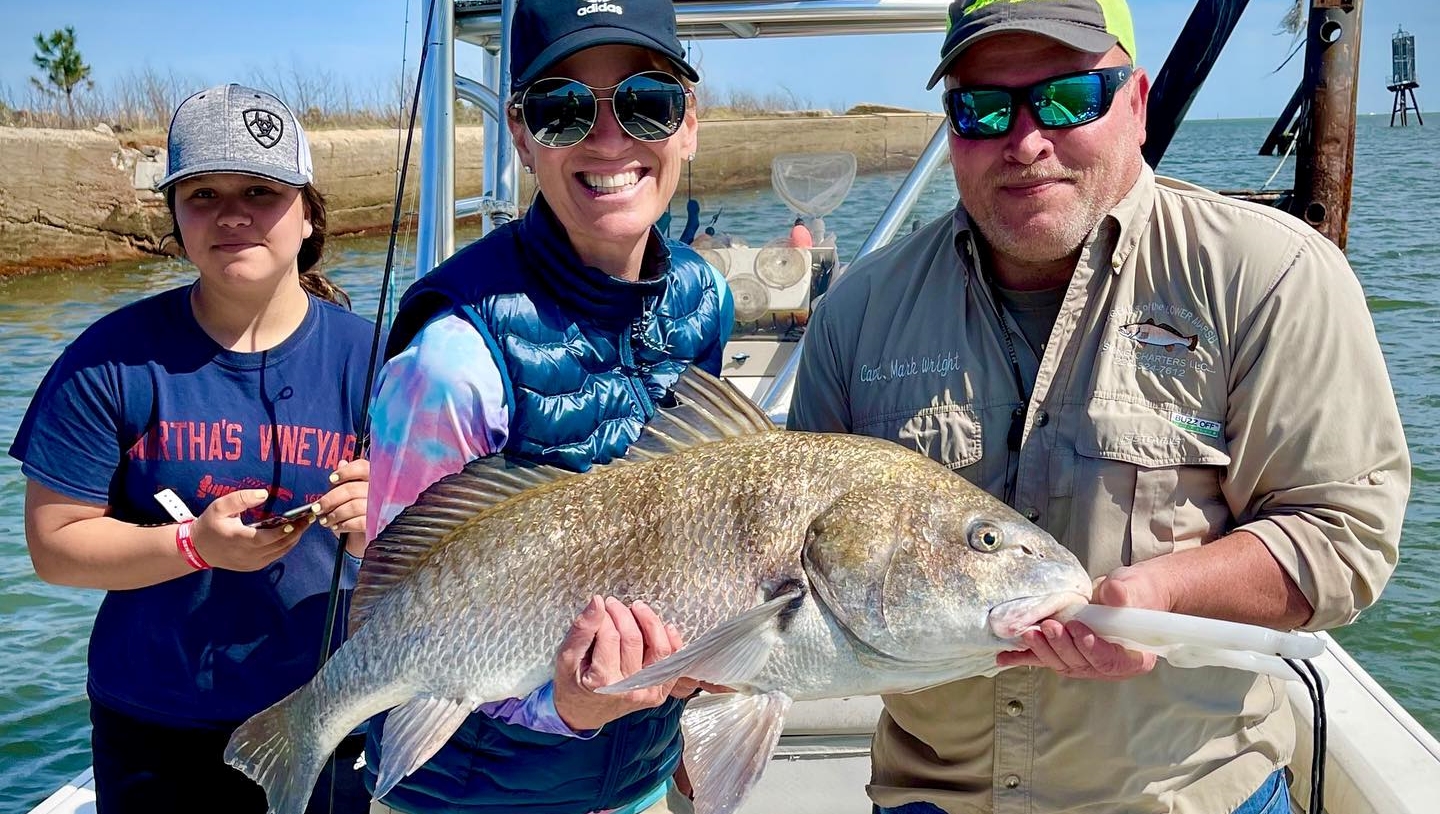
[6,83,377,813]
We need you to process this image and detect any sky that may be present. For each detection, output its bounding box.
[1,1,1436,121]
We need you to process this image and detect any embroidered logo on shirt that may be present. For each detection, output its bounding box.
[1171,412,1221,438]
[1118,319,1198,353]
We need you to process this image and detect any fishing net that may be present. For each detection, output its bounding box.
[771,152,857,243]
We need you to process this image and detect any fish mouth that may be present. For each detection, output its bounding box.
[988,592,1090,640]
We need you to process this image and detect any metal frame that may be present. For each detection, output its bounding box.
[413,0,954,283]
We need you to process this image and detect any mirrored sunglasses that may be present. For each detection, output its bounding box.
[943,67,1133,140]
[517,71,689,149]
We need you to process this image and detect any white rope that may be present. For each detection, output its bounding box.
[1262,131,1300,191]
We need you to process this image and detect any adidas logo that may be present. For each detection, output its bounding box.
[577,1,623,15]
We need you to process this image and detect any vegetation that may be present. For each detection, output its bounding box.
[31,27,94,126]
[3,53,842,133]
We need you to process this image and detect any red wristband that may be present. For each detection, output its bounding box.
[175,520,211,571]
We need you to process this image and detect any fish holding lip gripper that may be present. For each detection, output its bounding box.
[221,369,1095,814]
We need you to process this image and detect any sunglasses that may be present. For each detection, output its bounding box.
[942,66,1133,139]
[515,71,689,149]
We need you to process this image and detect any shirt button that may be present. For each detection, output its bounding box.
[1023,508,1041,522]
[1034,410,1049,427]
[1111,256,1122,269]
[1004,774,1022,789]
[1006,700,1024,716]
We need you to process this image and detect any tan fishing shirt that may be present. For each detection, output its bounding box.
[787,166,1408,814]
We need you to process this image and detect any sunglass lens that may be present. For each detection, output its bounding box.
[947,89,1012,138]
[1033,74,1105,128]
[523,78,597,147]
[613,72,686,141]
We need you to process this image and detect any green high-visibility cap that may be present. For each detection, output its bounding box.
[928,0,1138,89]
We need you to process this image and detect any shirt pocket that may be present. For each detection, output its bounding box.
[1071,400,1232,565]
[854,402,984,472]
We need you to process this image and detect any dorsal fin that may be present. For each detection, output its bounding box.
[349,457,575,632]
[624,367,777,461]
[348,367,776,632]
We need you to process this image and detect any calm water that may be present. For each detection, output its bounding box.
[2,116,1438,809]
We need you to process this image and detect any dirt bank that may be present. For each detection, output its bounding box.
[0,112,943,276]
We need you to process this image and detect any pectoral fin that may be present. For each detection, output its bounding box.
[682,691,793,814]
[374,696,472,799]
[595,588,802,694]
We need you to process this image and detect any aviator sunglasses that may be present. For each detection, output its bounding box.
[515,70,689,149]
[943,66,1133,139]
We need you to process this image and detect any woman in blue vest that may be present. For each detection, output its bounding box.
[11,85,374,812]
[361,0,733,812]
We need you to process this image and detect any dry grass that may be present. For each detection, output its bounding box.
[3,65,840,131]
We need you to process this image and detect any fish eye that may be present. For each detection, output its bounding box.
[969,523,1003,553]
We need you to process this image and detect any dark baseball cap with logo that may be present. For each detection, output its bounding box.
[927,0,1138,89]
[510,0,701,91]
[155,83,314,191]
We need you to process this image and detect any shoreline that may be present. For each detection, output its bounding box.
[0,112,943,277]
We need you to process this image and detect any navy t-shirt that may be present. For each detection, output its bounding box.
[9,285,375,729]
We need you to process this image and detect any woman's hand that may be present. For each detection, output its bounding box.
[191,488,313,572]
[552,596,686,732]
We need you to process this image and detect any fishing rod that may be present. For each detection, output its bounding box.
[306,3,438,807]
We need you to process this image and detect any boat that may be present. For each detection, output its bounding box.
[27,1,1440,812]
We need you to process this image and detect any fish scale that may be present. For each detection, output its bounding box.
[224,370,1091,814]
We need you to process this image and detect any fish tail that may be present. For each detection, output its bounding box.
[224,684,338,814]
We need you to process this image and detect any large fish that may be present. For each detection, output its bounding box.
[225,370,1092,814]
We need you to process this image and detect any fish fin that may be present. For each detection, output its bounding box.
[596,588,802,694]
[224,686,335,814]
[351,457,576,631]
[625,367,777,461]
[374,696,473,799]
[682,691,793,814]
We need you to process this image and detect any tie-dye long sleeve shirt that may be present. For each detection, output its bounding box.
[366,312,588,737]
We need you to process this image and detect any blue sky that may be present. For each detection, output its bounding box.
[1,1,1435,120]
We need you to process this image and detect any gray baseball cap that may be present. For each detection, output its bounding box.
[928,0,1138,89]
[155,84,314,191]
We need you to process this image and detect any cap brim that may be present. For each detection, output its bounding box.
[926,23,1119,89]
[155,160,310,192]
[512,26,700,90]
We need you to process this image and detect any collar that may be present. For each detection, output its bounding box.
[516,195,671,327]
[950,162,1158,278]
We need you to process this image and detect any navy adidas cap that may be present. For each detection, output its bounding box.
[510,0,701,91]
[156,84,314,191]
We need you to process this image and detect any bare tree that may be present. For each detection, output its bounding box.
[31,26,94,126]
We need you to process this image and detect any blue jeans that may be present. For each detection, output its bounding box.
[874,769,1291,814]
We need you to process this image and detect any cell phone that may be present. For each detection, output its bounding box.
[248,503,316,530]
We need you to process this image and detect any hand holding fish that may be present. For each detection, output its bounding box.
[553,596,686,731]
[193,488,313,572]
[313,458,369,536]
[996,568,1163,680]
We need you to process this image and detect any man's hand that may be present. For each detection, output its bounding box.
[995,565,1170,680]
[552,596,685,732]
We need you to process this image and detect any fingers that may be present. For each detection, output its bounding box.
[208,488,272,518]
[606,597,647,679]
[314,463,369,534]
[556,596,606,678]
[1002,619,1155,681]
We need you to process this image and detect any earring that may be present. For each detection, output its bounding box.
[522,165,533,174]
[687,154,695,162]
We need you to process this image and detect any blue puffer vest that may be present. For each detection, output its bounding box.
[364,196,731,814]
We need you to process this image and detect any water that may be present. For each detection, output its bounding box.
[2,116,1438,809]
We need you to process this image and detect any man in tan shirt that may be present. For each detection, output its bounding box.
[788,1,1409,812]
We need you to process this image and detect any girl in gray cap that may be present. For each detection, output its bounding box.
[10,84,374,813]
